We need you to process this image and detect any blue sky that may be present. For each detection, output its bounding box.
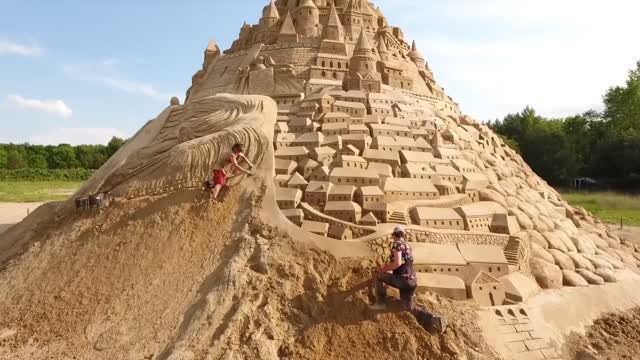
[1,0,639,145]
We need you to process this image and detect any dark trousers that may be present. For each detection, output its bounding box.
[375,272,434,328]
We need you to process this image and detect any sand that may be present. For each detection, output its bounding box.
[0,187,500,360]
[615,225,640,246]
[562,307,640,359]
[0,203,44,235]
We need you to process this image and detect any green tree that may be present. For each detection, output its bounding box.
[26,153,48,169]
[49,144,79,169]
[0,147,7,169]
[491,106,542,145]
[106,137,126,157]
[603,60,640,130]
[6,150,27,170]
[76,145,108,169]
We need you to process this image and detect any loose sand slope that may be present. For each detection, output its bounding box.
[0,186,500,360]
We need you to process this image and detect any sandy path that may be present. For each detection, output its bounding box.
[0,203,45,235]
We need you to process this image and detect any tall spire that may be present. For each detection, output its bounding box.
[323,3,344,41]
[278,11,299,43]
[263,0,280,19]
[327,2,342,27]
[354,29,373,53]
[408,40,425,63]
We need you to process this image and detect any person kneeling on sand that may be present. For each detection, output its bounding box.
[371,226,448,334]
[207,143,254,201]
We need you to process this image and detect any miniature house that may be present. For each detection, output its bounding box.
[281,208,304,226]
[411,207,464,230]
[275,187,302,210]
[457,244,510,283]
[301,220,330,237]
[304,181,333,207]
[469,272,506,307]
[328,225,353,240]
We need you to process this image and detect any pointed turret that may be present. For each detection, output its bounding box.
[278,11,299,43]
[407,40,425,63]
[323,3,344,41]
[262,0,280,21]
[354,28,373,54]
[295,0,320,37]
[344,29,381,93]
[377,36,389,61]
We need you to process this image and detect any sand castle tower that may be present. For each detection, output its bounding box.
[343,29,382,93]
[294,0,320,37]
[322,3,344,41]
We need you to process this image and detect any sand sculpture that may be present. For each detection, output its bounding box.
[2,2,640,358]
[176,0,640,305]
[66,0,640,305]
[0,0,640,359]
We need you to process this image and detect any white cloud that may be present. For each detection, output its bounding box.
[381,0,640,120]
[62,62,171,101]
[0,38,44,57]
[28,128,127,145]
[7,95,73,119]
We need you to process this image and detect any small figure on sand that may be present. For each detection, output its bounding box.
[372,226,448,334]
[206,143,254,201]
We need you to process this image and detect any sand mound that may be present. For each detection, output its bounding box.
[0,184,499,360]
[563,307,640,360]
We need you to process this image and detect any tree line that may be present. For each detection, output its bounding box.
[489,61,640,189]
[0,137,126,181]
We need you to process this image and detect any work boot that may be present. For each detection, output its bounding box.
[432,316,448,334]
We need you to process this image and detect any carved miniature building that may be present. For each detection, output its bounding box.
[470,272,506,307]
[411,207,464,230]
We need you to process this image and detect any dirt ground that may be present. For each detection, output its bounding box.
[614,225,640,245]
[562,307,640,360]
[0,203,44,235]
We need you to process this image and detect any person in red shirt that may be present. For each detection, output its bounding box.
[207,143,254,201]
[372,226,448,334]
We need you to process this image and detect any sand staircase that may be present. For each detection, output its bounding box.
[503,237,522,267]
[388,210,409,225]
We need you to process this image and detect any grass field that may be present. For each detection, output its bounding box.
[0,181,83,202]
[561,191,640,227]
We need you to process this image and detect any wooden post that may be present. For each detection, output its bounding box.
[620,217,623,230]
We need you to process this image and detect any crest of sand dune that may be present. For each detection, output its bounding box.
[1,1,640,359]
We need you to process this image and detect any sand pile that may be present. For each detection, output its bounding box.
[0,184,499,360]
[563,307,640,360]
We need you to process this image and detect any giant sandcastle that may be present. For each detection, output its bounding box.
[77,0,639,299]
[2,1,640,359]
[179,0,638,300]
